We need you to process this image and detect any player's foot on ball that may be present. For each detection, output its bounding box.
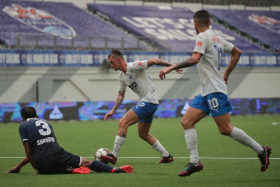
[159,154,174,163]
[100,153,117,165]
[258,146,272,172]
[178,161,203,177]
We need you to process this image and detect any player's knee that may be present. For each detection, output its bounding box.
[219,128,232,136]
[138,132,148,141]
[118,121,128,129]
[181,118,192,128]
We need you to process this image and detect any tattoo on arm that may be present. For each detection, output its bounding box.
[112,92,125,111]
[156,59,172,67]
[120,133,126,138]
[173,57,197,70]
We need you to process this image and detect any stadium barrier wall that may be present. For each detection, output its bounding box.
[1,98,280,123]
[1,50,280,103]
[1,49,280,67]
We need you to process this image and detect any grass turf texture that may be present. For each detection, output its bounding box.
[0,116,279,187]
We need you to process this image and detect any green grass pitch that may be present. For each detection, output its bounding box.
[0,116,280,187]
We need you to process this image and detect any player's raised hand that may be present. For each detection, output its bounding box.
[104,110,114,121]
[6,166,21,173]
[159,66,172,80]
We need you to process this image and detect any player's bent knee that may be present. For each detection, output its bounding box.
[219,128,232,136]
[118,121,128,129]
[138,133,148,141]
[181,119,193,129]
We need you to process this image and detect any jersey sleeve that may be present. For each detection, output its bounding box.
[132,60,148,70]
[19,123,28,142]
[118,74,126,91]
[219,36,234,54]
[193,33,208,55]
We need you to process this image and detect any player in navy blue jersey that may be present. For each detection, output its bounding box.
[7,106,133,174]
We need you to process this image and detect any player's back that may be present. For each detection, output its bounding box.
[19,118,63,162]
[194,29,234,96]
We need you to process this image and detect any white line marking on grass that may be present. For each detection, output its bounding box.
[1,157,279,160]
[272,122,279,125]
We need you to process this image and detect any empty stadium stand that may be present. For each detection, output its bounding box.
[87,4,267,52]
[207,9,280,51]
[0,0,151,50]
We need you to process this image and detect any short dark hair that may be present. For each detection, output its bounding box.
[108,49,123,59]
[193,10,210,27]
[21,106,37,119]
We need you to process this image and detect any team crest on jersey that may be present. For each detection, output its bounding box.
[2,4,76,39]
[248,14,280,34]
[128,74,133,79]
[197,41,202,46]
[138,61,143,66]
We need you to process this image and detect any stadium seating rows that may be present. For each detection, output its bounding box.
[88,4,267,52]
[0,0,277,52]
[208,9,280,51]
[0,0,150,49]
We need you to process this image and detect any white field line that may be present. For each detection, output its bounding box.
[0,157,279,160]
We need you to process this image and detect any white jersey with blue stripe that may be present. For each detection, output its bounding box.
[193,29,234,96]
[118,60,159,104]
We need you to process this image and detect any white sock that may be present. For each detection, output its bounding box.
[230,127,263,154]
[184,128,199,163]
[152,140,169,157]
[112,136,126,157]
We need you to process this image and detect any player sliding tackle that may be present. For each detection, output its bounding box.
[102,49,182,165]
[159,10,271,177]
[7,106,133,174]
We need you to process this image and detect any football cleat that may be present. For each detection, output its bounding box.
[111,165,133,173]
[158,154,174,163]
[72,167,91,174]
[178,161,203,177]
[100,153,117,165]
[258,146,272,172]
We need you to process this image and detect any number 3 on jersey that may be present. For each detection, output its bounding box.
[35,120,51,136]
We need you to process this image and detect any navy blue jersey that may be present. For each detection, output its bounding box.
[19,118,63,162]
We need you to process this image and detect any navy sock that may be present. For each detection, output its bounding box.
[90,161,114,172]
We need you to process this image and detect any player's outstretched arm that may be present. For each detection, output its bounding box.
[104,91,125,121]
[147,59,183,74]
[159,52,202,80]
[6,141,37,174]
[6,157,29,173]
[223,47,242,84]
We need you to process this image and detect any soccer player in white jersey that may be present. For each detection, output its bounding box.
[101,49,182,165]
[159,10,271,177]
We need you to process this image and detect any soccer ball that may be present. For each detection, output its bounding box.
[94,148,111,164]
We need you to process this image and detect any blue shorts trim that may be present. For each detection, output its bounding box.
[132,101,158,123]
[190,93,233,117]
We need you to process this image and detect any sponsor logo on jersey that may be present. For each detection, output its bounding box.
[248,14,280,34]
[2,4,76,39]
[138,61,143,66]
[197,41,202,46]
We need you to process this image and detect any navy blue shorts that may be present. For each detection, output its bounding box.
[35,149,81,174]
[132,101,158,123]
[190,92,233,117]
